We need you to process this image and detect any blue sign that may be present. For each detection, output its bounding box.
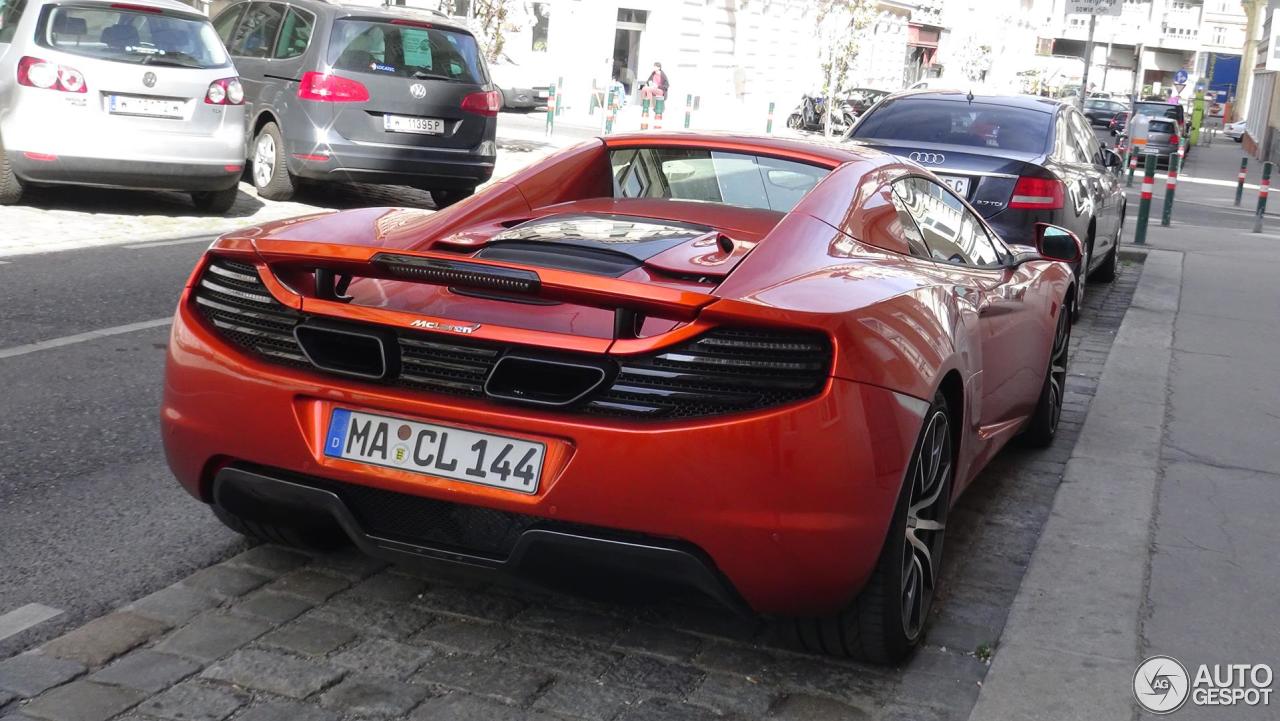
[1174,69,1189,84]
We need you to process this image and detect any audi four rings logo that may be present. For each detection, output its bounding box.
[409,84,427,99]
[909,151,945,164]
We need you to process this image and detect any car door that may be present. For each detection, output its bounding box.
[1067,108,1119,267]
[222,1,285,143]
[894,176,1039,436]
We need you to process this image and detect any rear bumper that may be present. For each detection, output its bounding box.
[161,294,925,616]
[285,129,496,190]
[214,464,749,612]
[7,153,241,191]
[500,86,550,109]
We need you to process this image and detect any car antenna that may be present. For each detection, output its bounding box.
[966,89,974,104]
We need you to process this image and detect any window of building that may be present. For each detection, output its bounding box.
[0,0,29,44]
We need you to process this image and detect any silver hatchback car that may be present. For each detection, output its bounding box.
[0,0,247,211]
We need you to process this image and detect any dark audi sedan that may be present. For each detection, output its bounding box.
[846,91,1126,309]
[213,1,498,207]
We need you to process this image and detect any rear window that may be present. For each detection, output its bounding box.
[1134,102,1183,121]
[1148,119,1177,135]
[852,98,1053,155]
[609,148,830,213]
[37,4,229,68]
[327,18,484,83]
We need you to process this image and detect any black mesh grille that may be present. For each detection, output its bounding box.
[192,259,831,419]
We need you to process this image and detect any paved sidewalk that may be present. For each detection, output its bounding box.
[972,138,1280,719]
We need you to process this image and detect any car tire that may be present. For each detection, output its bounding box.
[786,114,802,130]
[191,186,239,214]
[211,505,347,551]
[1019,302,1071,448]
[1235,136,1244,143]
[793,391,954,664]
[251,122,296,201]
[430,188,474,209]
[0,146,24,205]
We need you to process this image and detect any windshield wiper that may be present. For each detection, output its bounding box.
[411,71,459,82]
[141,55,200,68]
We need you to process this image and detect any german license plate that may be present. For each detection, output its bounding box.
[324,409,544,493]
[107,95,184,119]
[383,115,444,135]
[938,174,970,197]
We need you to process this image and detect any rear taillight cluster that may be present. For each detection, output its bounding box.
[1169,133,1180,147]
[298,72,370,102]
[17,56,86,93]
[1009,176,1065,210]
[205,77,245,105]
[460,90,501,117]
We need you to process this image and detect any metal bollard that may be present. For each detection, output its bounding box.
[766,101,775,134]
[555,76,564,117]
[1252,161,1272,233]
[640,97,650,130]
[684,93,693,129]
[1235,157,1248,207]
[545,82,556,137]
[1127,151,1138,187]
[604,87,617,135]
[1134,154,1157,245]
[1161,154,1179,226]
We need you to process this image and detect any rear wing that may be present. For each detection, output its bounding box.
[207,237,717,343]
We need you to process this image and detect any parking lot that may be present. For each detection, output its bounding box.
[0,182,1140,719]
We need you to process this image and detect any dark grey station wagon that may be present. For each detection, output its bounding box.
[212,0,498,207]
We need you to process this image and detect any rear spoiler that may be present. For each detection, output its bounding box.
[218,238,717,341]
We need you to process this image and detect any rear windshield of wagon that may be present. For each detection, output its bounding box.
[36,4,229,68]
[327,18,485,84]
[609,148,831,213]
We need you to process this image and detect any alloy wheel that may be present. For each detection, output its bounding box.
[253,134,276,188]
[1046,309,1071,434]
[901,408,951,640]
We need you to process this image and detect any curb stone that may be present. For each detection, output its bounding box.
[966,248,1183,721]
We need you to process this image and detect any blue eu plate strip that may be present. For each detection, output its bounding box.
[324,409,352,458]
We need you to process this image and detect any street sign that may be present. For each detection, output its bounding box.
[1066,0,1122,16]
[1175,83,1186,95]
[1174,69,1189,85]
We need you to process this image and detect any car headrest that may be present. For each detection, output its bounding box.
[102,23,140,50]
[54,15,89,36]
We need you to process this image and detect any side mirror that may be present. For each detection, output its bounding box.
[1102,148,1123,169]
[1035,223,1082,263]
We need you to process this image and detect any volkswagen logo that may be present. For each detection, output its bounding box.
[909,151,945,164]
[409,83,427,99]
[142,72,157,88]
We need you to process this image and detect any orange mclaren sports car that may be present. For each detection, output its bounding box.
[162,133,1081,662]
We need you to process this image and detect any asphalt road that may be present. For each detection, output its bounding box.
[0,238,249,659]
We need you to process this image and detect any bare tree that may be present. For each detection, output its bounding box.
[811,0,876,136]
[432,0,517,61]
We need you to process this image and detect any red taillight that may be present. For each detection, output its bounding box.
[1169,134,1180,147]
[205,77,244,105]
[17,56,86,93]
[460,90,501,117]
[298,72,369,102]
[1009,176,1064,209]
[23,152,58,162]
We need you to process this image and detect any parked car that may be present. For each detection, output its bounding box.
[163,132,1080,664]
[1084,97,1127,126]
[1224,120,1246,142]
[0,0,246,210]
[846,90,1126,313]
[488,53,550,110]
[1130,115,1182,164]
[211,0,498,207]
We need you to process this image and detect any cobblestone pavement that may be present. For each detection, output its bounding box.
[0,262,1140,721]
[0,137,561,258]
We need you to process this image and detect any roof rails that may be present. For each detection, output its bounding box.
[377,0,449,17]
